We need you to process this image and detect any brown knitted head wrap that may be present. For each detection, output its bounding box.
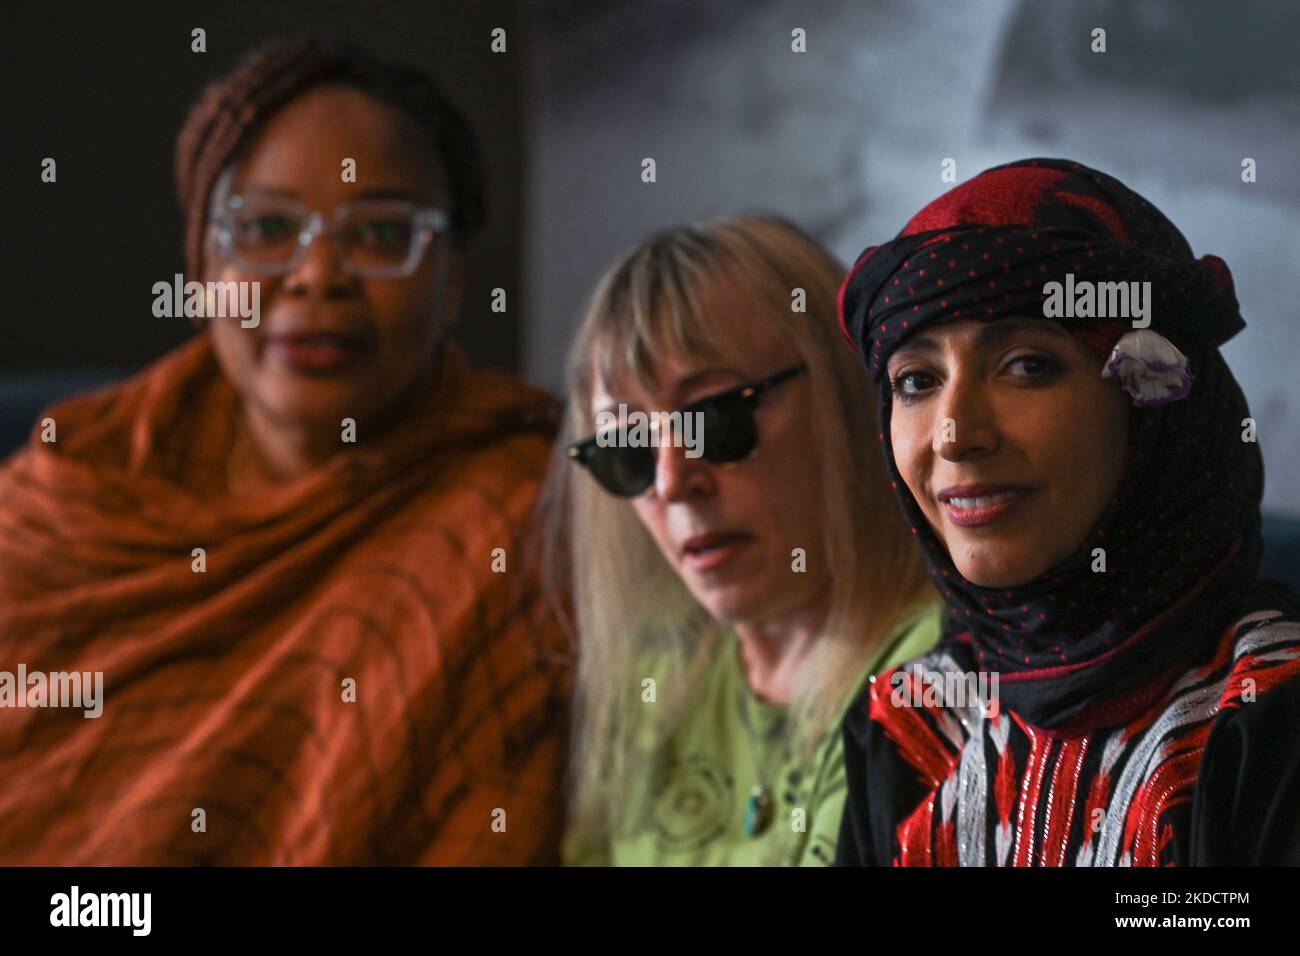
[175,33,486,278]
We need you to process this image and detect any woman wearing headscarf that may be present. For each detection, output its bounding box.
[0,35,570,865]
[548,216,941,865]
[835,158,1300,866]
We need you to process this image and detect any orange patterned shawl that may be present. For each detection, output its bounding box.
[0,335,572,864]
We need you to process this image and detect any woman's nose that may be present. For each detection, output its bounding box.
[284,230,360,298]
[932,372,999,462]
[653,435,711,502]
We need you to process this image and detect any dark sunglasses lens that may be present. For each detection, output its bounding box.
[698,394,758,463]
[587,444,656,496]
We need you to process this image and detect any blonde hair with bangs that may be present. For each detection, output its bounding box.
[543,216,934,851]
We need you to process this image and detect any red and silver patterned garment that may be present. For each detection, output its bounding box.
[838,608,1300,866]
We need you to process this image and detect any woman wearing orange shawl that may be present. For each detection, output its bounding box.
[0,36,571,865]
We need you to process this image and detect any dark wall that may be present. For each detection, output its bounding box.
[5,0,527,374]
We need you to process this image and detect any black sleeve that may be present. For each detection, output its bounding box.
[835,692,874,866]
[1190,675,1300,865]
[836,683,936,867]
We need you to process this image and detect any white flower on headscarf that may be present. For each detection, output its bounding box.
[1101,330,1193,406]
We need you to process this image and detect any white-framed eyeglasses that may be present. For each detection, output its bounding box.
[211,194,450,279]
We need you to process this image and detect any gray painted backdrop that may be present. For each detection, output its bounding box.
[525,0,1299,515]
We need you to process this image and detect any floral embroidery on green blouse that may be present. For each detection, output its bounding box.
[563,602,943,866]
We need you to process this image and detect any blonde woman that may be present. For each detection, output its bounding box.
[546,216,941,865]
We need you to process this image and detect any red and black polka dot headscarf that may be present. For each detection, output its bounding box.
[839,158,1266,734]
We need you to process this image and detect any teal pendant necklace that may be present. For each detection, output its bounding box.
[739,690,781,838]
[744,784,773,837]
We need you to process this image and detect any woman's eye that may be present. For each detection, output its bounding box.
[352,219,411,247]
[1004,353,1061,379]
[889,369,937,401]
[239,216,296,243]
[259,216,294,237]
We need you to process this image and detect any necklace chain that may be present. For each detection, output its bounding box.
[738,688,786,837]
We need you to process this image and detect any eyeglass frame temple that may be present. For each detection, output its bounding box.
[703,362,806,412]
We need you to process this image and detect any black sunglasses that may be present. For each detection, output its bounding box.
[567,364,807,497]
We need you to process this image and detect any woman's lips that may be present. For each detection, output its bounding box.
[266,332,375,374]
[937,485,1033,528]
[681,532,752,572]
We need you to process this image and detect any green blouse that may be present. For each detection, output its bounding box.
[564,602,943,866]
